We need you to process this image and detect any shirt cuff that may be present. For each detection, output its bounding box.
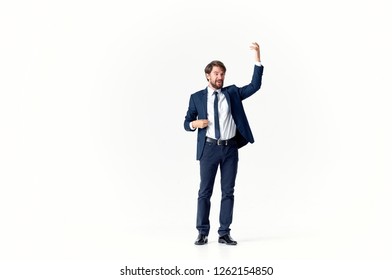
[255,61,262,67]
[189,122,196,130]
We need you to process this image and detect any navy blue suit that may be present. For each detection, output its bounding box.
[184,64,264,236]
[184,65,264,160]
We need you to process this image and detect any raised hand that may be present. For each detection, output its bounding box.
[250,42,261,62]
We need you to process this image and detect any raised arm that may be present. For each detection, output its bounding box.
[237,42,263,100]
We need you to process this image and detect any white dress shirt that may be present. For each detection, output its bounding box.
[205,88,236,140]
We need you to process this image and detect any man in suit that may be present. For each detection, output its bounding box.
[184,42,264,245]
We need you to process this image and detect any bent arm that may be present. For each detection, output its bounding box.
[184,96,197,131]
[184,96,208,131]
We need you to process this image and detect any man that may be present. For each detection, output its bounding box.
[184,42,264,245]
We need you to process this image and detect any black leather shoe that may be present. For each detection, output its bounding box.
[194,234,208,245]
[218,234,237,245]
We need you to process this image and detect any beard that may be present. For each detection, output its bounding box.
[210,79,224,89]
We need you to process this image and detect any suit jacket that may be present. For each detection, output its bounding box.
[184,65,264,160]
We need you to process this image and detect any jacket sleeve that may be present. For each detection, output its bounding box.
[184,95,198,131]
[238,64,264,100]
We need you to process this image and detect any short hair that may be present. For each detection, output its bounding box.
[204,60,226,77]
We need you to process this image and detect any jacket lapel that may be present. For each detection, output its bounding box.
[201,88,208,118]
[222,88,231,108]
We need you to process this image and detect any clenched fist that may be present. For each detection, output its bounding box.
[192,119,209,129]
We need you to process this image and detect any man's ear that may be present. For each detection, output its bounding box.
[205,74,210,81]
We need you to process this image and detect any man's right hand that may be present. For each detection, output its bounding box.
[192,119,209,129]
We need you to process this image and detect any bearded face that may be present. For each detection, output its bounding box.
[206,66,225,89]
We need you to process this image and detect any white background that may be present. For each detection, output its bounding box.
[1,0,391,278]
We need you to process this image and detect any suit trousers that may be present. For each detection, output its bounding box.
[196,140,239,236]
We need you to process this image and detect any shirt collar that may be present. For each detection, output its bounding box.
[207,86,222,96]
